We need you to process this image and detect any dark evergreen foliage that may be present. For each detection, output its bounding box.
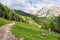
[0,3,25,21]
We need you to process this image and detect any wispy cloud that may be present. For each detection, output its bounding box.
[0,0,60,12]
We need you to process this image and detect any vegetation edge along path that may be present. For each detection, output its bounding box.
[0,21,17,40]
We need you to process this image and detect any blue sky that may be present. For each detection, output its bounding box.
[0,0,60,12]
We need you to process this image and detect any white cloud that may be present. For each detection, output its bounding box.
[0,0,60,13]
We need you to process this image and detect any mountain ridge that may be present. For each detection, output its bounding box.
[31,6,60,17]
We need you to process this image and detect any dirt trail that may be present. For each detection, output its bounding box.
[0,22,17,40]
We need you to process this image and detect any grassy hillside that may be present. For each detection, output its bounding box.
[0,18,11,26]
[11,22,60,40]
[0,3,60,40]
[33,15,60,33]
[15,10,33,17]
[15,10,60,33]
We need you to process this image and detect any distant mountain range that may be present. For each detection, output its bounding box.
[32,6,60,17]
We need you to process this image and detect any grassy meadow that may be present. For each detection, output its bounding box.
[0,18,11,26]
[11,22,60,40]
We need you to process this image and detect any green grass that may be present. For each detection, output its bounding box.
[11,22,60,40]
[0,17,11,26]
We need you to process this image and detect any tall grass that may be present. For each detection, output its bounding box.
[11,22,60,40]
[0,17,11,26]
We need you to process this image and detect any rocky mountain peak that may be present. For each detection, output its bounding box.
[35,6,60,17]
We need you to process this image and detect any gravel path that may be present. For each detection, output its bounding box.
[0,22,17,40]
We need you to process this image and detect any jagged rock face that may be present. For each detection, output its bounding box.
[36,6,60,17]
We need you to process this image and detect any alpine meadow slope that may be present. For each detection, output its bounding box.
[0,3,60,40]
